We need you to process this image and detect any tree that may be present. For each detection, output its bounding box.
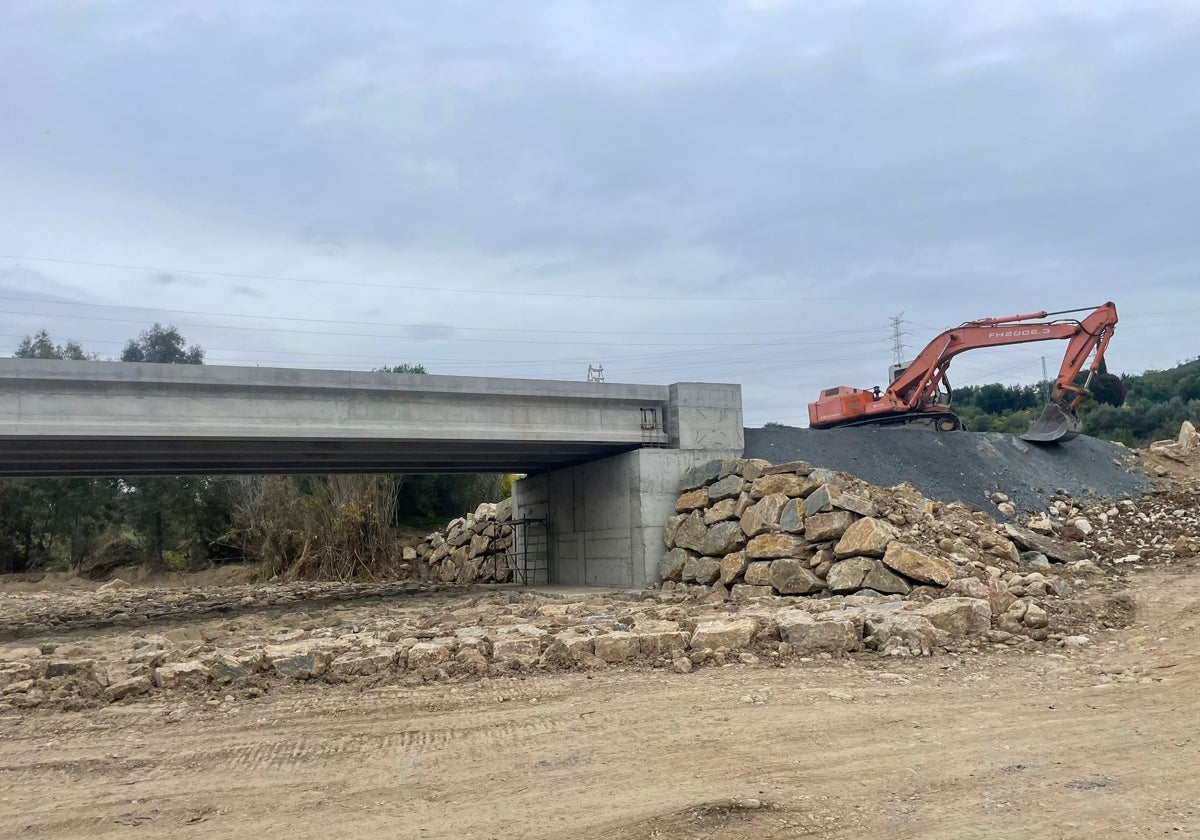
[375,363,428,374]
[121,323,204,364]
[14,330,93,360]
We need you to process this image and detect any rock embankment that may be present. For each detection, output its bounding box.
[410,499,516,584]
[661,457,1110,643]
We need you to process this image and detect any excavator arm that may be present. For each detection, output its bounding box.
[808,302,1118,443]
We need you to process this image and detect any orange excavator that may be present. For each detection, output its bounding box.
[808,302,1119,443]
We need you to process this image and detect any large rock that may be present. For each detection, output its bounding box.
[832,491,876,517]
[594,632,641,663]
[690,618,757,650]
[707,474,745,502]
[746,533,808,560]
[834,517,898,559]
[779,499,804,533]
[862,563,912,595]
[825,557,878,593]
[778,614,862,654]
[154,660,210,689]
[676,488,710,512]
[769,559,826,595]
[407,642,452,669]
[915,598,991,637]
[719,550,749,585]
[105,675,152,702]
[740,493,788,537]
[704,498,739,525]
[633,621,690,656]
[731,584,774,600]
[749,474,807,499]
[803,484,843,516]
[882,543,958,586]
[804,511,856,542]
[680,459,723,491]
[673,511,707,553]
[664,514,687,547]
[744,561,773,586]
[1003,524,1090,564]
[682,555,722,585]
[701,521,747,556]
[864,612,944,656]
[659,548,692,582]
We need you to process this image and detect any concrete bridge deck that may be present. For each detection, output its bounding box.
[0,359,742,477]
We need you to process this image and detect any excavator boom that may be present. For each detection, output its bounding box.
[808,302,1118,443]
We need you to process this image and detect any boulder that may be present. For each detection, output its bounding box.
[690,618,757,650]
[882,543,958,586]
[740,493,788,537]
[779,614,862,654]
[769,559,826,595]
[746,533,808,560]
[864,613,944,656]
[719,551,749,585]
[1003,524,1090,564]
[704,498,739,525]
[105,675,152,702]
[663,514,687,547]
[779,499,804,533]
[675,488,710,512]
[594,632,641,663]
[862,562,912,595]
[680,459,723,491]
[407,642,452,669]
[731,584,774,600]
[804,511,856,542]
[707,474,745,502]
[154,660,210,689]
[831,491,876,517]
[749,474,807,499]
[682,556,722,586]
[744,561,773,586]
[760,460,814,476]
[803,484,842,516]
[825,557,877,593]
[701,521,747,556]
[915,598,991,637]
[658,548,691,582]
[833,517,898,559]
[673,511,707,553]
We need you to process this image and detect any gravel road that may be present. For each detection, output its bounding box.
[744,426,1150,514]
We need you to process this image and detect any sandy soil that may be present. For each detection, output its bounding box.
[1,560,1197,840]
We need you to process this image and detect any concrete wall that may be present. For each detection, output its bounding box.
[513,447,741,588]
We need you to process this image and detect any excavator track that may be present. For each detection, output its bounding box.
[824,412,965,433]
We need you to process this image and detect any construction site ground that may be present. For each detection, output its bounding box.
[0,558,1195,839]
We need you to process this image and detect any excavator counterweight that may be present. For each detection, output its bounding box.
[808,303,1118,444]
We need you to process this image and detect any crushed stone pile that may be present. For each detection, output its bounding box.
[744,425,1149,514]
[411,498,516,584]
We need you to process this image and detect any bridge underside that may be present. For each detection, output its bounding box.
[0,438,643,477]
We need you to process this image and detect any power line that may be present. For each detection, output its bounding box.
[2,253,892,303]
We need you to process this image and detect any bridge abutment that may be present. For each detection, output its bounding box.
[513,382,742,588]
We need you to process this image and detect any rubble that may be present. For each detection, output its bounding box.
[410,499,517,585]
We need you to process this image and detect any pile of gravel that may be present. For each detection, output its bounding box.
[743,426,1149,515]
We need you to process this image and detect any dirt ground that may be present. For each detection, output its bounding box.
[0,559,1197,840]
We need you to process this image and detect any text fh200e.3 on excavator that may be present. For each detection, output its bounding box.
[807,302,1119,444]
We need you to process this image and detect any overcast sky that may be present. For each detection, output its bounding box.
[1,0,1197,426]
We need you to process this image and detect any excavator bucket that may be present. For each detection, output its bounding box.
[1021,402,1082,444]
